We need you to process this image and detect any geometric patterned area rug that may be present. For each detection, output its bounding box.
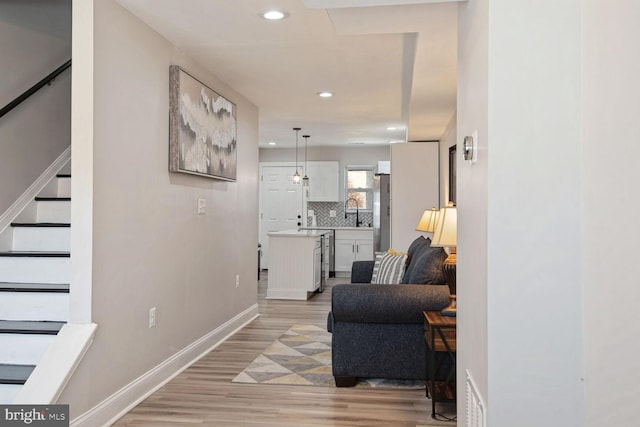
[232,324,424,389]
[232,324,334,386]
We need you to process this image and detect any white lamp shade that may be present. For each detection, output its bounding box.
[416,208,439,232]
[431,205,457,247]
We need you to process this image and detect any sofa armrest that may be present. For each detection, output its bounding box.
[331,283,450,325]
[351,260,375,283]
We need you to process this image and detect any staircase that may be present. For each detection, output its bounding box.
[0,169,71,403]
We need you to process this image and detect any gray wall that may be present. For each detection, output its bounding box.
[60,0,258,419]
[0,0,71,215]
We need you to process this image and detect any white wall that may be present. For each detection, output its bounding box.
[0,0,71,214]
[487,1,584,425]
[61,0,259,421]
[582,2,640,426]
[458,1,584,426]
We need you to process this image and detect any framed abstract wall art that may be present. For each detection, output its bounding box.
[169,65,237,181]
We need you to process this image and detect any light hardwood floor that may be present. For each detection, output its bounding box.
[112,273,457,427]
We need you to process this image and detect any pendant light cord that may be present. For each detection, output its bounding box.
[292,127,301,183]
[294,128,299,173]
[303,135,309,175]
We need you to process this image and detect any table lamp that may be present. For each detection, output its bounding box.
[415,207,439,234]
[431,202,457,316]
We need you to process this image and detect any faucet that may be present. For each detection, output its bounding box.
[345,197,361,227]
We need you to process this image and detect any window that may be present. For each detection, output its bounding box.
[345,166,374,211]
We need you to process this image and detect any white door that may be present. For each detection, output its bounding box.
[259,164,304,269]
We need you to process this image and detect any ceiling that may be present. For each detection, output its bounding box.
[115,0,459,147]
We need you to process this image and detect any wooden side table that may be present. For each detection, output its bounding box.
[423,310,456,419]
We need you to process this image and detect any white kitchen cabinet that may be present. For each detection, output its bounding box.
[334,228,374,277]
[307,161,339,202]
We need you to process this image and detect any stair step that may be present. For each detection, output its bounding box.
[0,321,65,335]
[0,283,69,320]
[35,198,70,223]
[34,197,71,202]
[0,333,57,364]
[0,322,63,364]
[0,251,69,257]
[38,175,71,199]
[0,255,70,283]
[11,226,71,252]
[0,364,35,385]
[0,283,69,293]
[0,289,69,321]
[0,383,21,403]
[11,222,70,227]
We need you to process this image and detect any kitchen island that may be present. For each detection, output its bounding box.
[266,230,331,300]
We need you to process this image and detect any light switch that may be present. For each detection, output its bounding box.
[197,198,206,214]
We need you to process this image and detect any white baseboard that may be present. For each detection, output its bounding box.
[0,146,71,234]
[70,304,259,427]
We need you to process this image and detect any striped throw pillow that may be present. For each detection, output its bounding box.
[371,252,408,284]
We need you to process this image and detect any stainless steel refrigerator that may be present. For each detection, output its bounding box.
[373,174,391,252]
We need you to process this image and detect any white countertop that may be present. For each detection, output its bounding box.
[267,229,332,237]
[298,227,373,231]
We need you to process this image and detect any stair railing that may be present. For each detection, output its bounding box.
[0,59,71,120]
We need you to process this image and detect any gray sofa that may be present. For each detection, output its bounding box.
[327,236,452,387]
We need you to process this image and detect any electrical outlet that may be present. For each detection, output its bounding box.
[197,198,206,214]
[235,274,240,288]
[329,210,336,218]
[149,307,156,328]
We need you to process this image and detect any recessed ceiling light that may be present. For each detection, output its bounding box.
[262,10,287,20]
[268,141,277,145]
[387,127,397,131]
[317,91,333,98]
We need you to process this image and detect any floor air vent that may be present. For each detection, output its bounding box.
[465,370,486,427]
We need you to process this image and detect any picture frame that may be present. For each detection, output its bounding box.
[449,145,457,204]
[169,65,237,181]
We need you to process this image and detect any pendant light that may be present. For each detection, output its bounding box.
[302,134,310,186]
[292,127,301,184]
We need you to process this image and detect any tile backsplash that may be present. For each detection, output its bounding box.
[308,202,373,228]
